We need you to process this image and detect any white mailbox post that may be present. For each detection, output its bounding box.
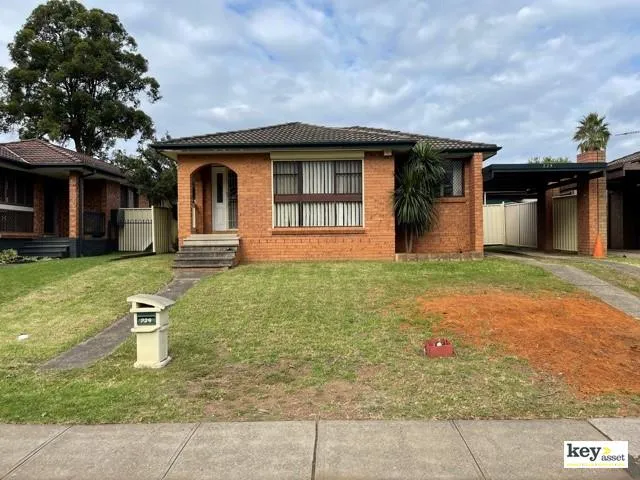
[127,294,175,368]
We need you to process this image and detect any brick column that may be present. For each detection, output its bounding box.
[177,158,193,247]
[193,171,204,234]
[69,172,81,239]
[469,152,484,253]
[536,187,554,251]
[576,151,607,256]
[33,179,45,236]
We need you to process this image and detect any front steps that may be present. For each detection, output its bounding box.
[174,234,239,269]
[18,238,71,258]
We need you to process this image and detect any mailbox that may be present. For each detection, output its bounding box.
[127,294,175,368]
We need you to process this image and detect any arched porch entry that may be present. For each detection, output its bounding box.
[190,163,238,234]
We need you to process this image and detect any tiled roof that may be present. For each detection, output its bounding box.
[0,145,24,164]
[153,122,500,152]
[0,139,124,177]
[608,150,640,169]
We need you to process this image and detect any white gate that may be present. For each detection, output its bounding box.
[483,204,506,245]
[118,207,176,253]
[553,195,577,252]
[483,201,537,248]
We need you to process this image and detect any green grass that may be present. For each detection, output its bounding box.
[0,255,117,305]
[564,260,640,297]
[0,255,174,368]
[1,258,635,424]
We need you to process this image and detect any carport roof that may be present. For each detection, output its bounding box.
[483,163,607,193]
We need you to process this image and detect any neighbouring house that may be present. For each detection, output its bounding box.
[0,139,148,258]
[608,151,640,250]
[153,122,500,267]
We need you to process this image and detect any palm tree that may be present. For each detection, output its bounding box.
[573,113,611,152]
[394,142,445,253]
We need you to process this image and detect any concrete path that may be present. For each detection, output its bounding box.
[601,260,640,279]
[0,419,637,480]
[490,253,640,319]
[41,270,213,371]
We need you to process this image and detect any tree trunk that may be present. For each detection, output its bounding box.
[405,228,414,253]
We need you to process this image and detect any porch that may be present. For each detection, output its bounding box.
[189,165,238,235]
[0,168,141,257]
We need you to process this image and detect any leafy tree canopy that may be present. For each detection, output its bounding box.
[528,156,570,164]
[113,136,176,207]
[573,112,610,153]
[0,0,160,156]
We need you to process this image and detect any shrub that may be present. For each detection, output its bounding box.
[0,249,19,264]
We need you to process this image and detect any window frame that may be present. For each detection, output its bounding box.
[272,159,365,228]
[438,159,465,198]
[0,169,34,208]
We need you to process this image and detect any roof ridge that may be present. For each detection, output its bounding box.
[165,122,306,144]
[43,141,84,163]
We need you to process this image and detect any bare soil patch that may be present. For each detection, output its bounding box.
[421,292,640,395]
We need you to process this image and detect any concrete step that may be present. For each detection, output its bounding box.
[176,252,236,261]
[18,247,69,258]
[183,239,240,247]
[173,259,234,268]
[29,238,72,245]
[180,245,237,253]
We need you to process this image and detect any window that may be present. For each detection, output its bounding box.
[0,169,33,207]
[273,160,363,227]
[440,160,464,197]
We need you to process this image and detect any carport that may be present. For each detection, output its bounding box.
[607,151,640,250]
[483,153,607,256]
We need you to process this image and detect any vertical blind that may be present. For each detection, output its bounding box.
[273,160,363,227]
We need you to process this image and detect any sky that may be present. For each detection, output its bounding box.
[0,0,639,164]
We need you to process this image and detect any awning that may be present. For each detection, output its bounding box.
[483,163,607,194]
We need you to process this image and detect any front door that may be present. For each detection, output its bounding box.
[212,167,228,231]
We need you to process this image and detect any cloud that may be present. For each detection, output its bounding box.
[0,0,639,162]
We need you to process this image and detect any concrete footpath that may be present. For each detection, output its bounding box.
[0,419,638,480]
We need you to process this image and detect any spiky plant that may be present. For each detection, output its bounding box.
[573,113,611,152]
[394,142,445,253]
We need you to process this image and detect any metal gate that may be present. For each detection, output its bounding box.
[118,208,153,252]
[483,201,537,247]
[553,195,577,252]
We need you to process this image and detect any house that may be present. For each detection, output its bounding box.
[608,151,640,250]
[0,139,147,258]
[153,122,500,267]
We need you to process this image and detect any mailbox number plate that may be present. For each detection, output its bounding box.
[136,312,157,326]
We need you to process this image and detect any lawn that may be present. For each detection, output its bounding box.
[562,260,640,297]
[1,258,637,424]
[0,254,174,368]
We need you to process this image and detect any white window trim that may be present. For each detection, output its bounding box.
[0,203,34,212]
[270,152,366,228]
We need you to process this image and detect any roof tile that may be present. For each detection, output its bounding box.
[154,122,499,151]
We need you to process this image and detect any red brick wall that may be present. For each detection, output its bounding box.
[409,153,484,254]
[83,180,104,213]
[138,194,150,208]
[178,152,396,261]
[68,173,81,239]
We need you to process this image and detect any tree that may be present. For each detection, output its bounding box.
[528,156,570,164]
[394,142,445,253]
[0,0,160,156]
[113,136,177,207]
[573,113,611,153]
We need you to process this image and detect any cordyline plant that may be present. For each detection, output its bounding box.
[394,142,445,253]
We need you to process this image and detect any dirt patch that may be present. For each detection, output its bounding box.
[190,361,379,420]
[421,292,640,395]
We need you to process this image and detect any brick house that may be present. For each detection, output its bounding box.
[153,122,500,267]
[607,150,640,250]
[0,139,148,257]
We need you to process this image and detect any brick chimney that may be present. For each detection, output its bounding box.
[577,150,606,163]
